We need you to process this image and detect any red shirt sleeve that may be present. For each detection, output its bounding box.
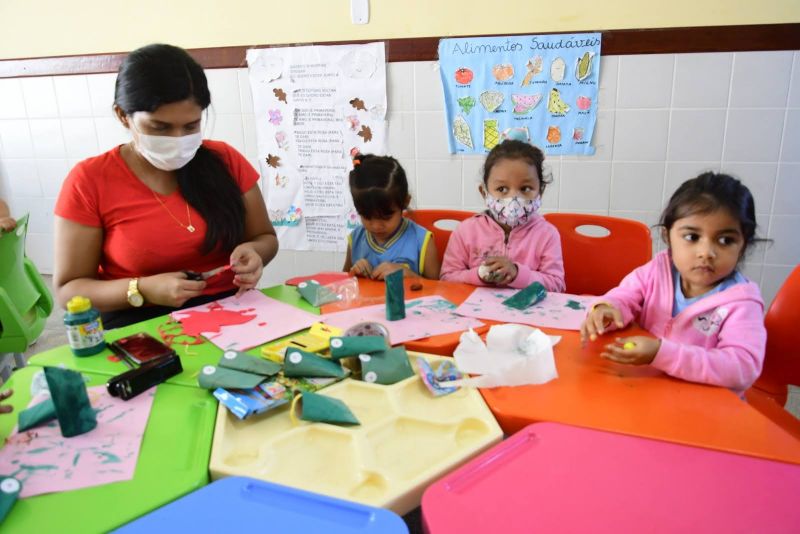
[54,160,103,227]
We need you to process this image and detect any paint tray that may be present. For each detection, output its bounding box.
[209,352,502,515]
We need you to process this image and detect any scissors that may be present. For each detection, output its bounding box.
[183,264,233,281]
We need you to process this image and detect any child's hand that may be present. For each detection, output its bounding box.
[601,336,660,365]
[480,256,518,285]
[0,389,13,414]
[371,262,407,281]
[349,259,373,278]
[0,217,16,232]
[580,303,624,344]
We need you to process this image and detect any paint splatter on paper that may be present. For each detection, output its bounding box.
[455,287,593,331]
[0,386,154,498]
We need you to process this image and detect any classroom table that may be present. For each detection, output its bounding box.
[0,366,217,532]
[479,324,800,465]
[320,276,493,355]
[28,285,320,388]
[422,422,800,533]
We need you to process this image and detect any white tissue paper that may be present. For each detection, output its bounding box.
[450,324,559,388]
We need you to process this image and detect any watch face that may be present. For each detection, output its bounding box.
[128,292,144,307]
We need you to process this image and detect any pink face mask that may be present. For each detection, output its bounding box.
[485,195,541,228]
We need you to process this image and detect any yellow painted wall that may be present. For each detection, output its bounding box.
[1,0,798,60]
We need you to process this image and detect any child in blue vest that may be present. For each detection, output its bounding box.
[343,154,440,280]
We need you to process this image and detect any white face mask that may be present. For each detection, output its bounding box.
[131,120,202,171]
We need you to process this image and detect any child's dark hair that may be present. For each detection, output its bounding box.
[659,172,762,253]
[482,140,551,194]
[349,154,409,219]
[115,43,244,254]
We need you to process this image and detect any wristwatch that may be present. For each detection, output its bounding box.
[127,278,144,307]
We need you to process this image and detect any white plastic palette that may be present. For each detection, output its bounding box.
[209,352,502,515]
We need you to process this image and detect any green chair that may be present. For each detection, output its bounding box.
[0,214,53,379]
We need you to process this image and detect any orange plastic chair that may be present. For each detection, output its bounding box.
[407,209,475,265]
[746,265,800,411]
[544,213,652,296]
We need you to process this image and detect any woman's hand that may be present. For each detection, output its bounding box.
[349,258,373,278]
[139,272,206,307]
[480,256,518,285]
[580,303,624,345]
[601,336,660,365]
[230,243,264,296]
[0,217,16,232]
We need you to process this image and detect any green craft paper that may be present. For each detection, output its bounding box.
[502,281,547,310]
[43,367,97,438]
[360,346,414,385]
[385,269,406,321]
[218,350,282,376]
[329,336,388,360]
[197,366,265,390]
[283,348,347,378]
[300,391,360,425]
[297,280,339,307]
[17,398,56,432]
[0,476,21,524]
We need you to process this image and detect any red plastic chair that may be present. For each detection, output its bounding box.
[746,265,800,411]
[544,213,652,296]
[407,209,475,265]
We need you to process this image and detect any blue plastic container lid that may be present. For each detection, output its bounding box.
[114,477,408,533]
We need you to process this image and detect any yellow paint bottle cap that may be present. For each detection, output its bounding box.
[66,296,92,314]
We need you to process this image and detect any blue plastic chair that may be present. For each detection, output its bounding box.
[0,214,53,379]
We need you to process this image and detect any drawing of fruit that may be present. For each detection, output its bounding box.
[453,115,473,149]
[572,127,585,141]
[521,56,543,86]
[458,96,476,115]
[547,88,570,114]
[511,93,543,114]
[479,91,504,112]
[455,67,474,84]
[492,64,514,81]
[576,51,595,81]
[484,119,500,150]
[547,126,561,144]
[501,127,530,143]
[550,57,566,82]
[576,96,592,110]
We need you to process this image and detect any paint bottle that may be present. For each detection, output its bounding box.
[64,296,106,356]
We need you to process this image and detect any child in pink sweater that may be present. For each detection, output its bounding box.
[581,173,767,394]
[440,140,565,291]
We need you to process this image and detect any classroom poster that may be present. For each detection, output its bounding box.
[247,43,388,251]
[438,33,601,156]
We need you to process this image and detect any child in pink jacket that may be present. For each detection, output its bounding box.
[440,140,565,291]
[581,172,767,394]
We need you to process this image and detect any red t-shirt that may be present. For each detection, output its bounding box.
[55,140,260,295]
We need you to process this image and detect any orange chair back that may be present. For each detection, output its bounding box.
[753,265,800,405]
[544,213,652,295]
[407,209,475,264]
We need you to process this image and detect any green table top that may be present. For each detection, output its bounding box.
[0,366,217,533]
[28,285,319,388]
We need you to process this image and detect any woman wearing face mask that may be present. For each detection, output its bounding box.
[440,140,565,291]
[54,44,278,328]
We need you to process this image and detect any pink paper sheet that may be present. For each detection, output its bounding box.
[455,287,594,331]
[320,296,483,344]
[0,386,155,498]
[171,290,319,350]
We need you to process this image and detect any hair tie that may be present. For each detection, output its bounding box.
[353,159,361,166]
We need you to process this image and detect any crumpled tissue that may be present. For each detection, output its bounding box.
[450,324,559,388]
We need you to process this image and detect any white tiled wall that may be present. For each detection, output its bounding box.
[1,51,799,305]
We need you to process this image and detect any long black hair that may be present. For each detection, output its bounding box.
[349,154,409,219]
[482,140,551,195]
[659,172,764,255]
[114,43,244,254]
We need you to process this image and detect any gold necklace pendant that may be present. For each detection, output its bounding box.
[151,189,196,233]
